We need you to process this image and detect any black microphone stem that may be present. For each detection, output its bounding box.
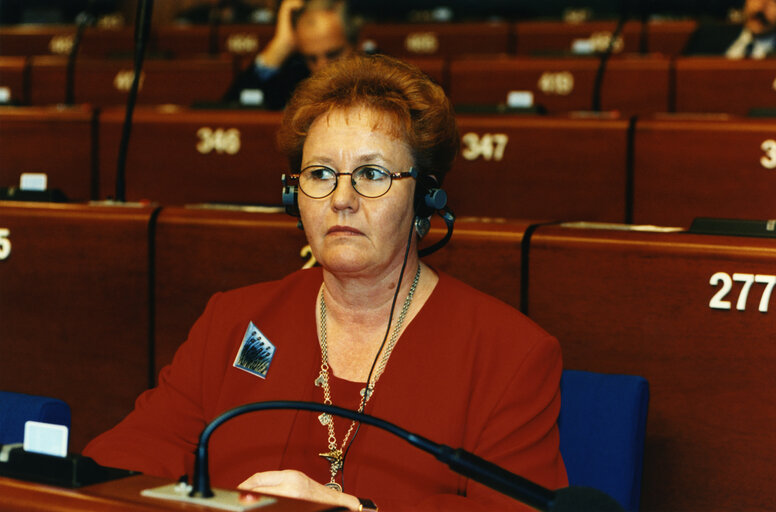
[591,0,631,111]
[115,0,154,202]
[189,401,557,511]
[65,2,96,106]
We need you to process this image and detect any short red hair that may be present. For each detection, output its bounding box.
[277,54,459,184]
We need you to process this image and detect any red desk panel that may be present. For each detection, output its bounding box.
[0,202,155,452]
[0,105,95,201]
[645,20,696,56]
[0,57,27,104]
[28,56,236,107]
[514,21,643,55]
[675,57,776,114]
[448,114,629,221]
[0,26,135,58]
[528,223,776,512]
[633,115,776,227]
[98,107,285,205]
[359,21,512,59]
[449,55,670,114]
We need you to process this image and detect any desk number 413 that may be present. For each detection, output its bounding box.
[709,272,775,313]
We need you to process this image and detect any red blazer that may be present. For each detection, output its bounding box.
[85,268,567,511]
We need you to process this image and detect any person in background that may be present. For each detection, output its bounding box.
[83,54,567,511]
[223,0,359,109]
[684,0,776,58]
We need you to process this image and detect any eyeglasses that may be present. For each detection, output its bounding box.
[291,165,417,199]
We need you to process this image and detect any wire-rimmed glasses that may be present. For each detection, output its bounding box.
[291,165,417,199]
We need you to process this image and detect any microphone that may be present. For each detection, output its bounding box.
[114,0,154,202]
[65,0,97,105]
[591,0,632,111]
[168,400,624,512]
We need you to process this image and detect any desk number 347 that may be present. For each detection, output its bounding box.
[709,272,775,313]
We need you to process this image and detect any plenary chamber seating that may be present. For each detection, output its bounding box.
[0,391,71,445]
[526,222,776,512]
[0,202,156,452]
[632,115,776,227]
[0,105,96,202]
[448,55,670,114]
[559,370,649,512]
[27,56,236,107]
[98,107,285,205]
[449,114,630,222]
[674,57,776,115]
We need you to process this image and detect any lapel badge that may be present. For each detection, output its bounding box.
[233,321,275,379]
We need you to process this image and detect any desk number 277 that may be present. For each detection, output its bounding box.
[709,272,775,313]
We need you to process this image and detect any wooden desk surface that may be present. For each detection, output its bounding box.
[0,202,156,452]
[513,20,643,55]
[675,57,776,114]
[28,56,236,107]
[449,114,629,222]
[0,475,337,511]
[528,224,776,511]
[358,21,512,58]
[449,55,670,114]
[97,106,285,205]
[0,56,26,104]
[632,115,776,227]
[0,105,95,201]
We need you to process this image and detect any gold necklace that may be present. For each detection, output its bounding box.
[314,264,422,491]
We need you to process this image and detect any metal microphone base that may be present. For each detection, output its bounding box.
[141,482,276,511]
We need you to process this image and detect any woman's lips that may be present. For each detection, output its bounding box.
[327,225,364,236]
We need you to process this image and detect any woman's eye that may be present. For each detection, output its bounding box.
[309,168,334,180]
[358,167,388,181]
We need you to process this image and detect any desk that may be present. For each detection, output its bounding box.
[675,57,776,114]
[0,26,134,58]
[98,107,285,205]
[527,223,776,511]
[645,20,696,56]
[0,105,95,201]
[0,202,155,452]
[0,475,335,511]
[28,56,236,107]
[632,115,776,227]
[358,21,512,59]
[514,21,643,55]
[449,114,629,221]
[449,55,670,114]
[0,57,26,104]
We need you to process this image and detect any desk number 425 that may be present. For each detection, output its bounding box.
[709,272,775,313]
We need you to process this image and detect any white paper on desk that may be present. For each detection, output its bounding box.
[23,421,68,457]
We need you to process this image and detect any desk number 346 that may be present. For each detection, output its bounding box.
[709,272,775,313]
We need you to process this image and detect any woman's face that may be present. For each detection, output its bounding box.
[298,107,417,277]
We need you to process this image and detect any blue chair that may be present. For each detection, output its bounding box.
[0,391,71,445]
[558,370,649,512]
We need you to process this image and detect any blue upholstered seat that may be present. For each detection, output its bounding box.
[559,370,650,512]
[0,391,71,445]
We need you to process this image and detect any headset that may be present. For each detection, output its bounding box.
[281,169,455,257]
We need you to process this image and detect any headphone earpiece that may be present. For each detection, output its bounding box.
[414,173,447,220]
[281,174,300,217]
